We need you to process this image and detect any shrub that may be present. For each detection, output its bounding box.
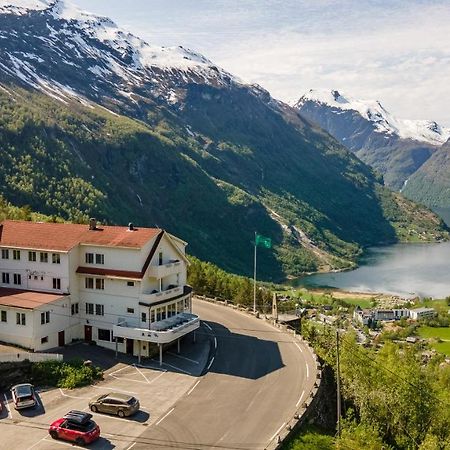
[31,359,102,389]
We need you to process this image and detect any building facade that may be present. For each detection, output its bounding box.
[0,220,198,359]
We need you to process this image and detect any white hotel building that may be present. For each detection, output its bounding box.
[0,219,199,362]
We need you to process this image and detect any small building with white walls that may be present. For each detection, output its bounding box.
[409,307,436,321]
[0,219,199,362]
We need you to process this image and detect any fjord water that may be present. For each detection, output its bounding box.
[296,242,450,298]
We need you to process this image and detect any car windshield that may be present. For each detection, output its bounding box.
[16,386,32,397]
[127,397,136,405]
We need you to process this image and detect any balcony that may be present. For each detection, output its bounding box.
[148,261,182,279]
[140,285,184,304]
[113,313,200,344]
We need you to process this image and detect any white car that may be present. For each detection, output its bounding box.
[11,383,37,410]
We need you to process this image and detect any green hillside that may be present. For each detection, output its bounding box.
[0,86,447,280]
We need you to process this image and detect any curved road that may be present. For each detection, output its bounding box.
[134,299,317,449]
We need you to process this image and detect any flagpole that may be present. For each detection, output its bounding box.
[253,231,257,313]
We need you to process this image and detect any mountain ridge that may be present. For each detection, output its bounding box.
[0,3,447,280]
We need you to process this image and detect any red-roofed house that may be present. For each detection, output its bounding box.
[0,220,198,361]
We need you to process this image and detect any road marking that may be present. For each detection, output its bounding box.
[294,342,303,353]
[270,422,286,441]
[42,438,75,448]
[306,362,309,379]
[296,390,305,407]
[102,433,115,437]
[126,443,136,450]
[207,356,215,370]
[25,435,48,450]
[150,360,191,375]
[155,407,174,426]
[214,337,217,349]
[3,393,11,419]
[186,380,201,396]
[90,385,138,395]
[109,365,130,376]
[204,322,212,331]
[58,388,90,400]
[133,364,151,384]
[110,374,152,385]
[167,351,200,364]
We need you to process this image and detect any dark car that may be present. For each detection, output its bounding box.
[89,392,140,417]
[49,410,100,446]
[11,383,36,410]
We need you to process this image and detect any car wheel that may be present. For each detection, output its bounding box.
[49,430,58,440]
[90,405,98,413]
[118,410,125,418]
[75,437,86,447]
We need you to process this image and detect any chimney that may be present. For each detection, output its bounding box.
[128,222,134,231]
[89,218,97,231]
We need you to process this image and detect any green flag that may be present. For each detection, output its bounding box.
[256,234,272,249]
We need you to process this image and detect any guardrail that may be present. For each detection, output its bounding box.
[194,295,322,449]
[0,352,63,363]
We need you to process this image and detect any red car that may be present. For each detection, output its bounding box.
[49,410,100,446]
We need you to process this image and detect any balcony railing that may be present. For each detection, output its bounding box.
[148,261,182,279]
[140,285,183,304]
[113,313,200,344]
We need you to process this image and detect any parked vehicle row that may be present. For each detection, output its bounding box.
[5,384,141,446]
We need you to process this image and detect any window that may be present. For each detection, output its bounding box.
[71,303,79,315]
[141,312,147,323]
[13,273,21,285]
[127,308,135,314]
[2,273,10,284]
[85,303,94,315]
[85,253,94,264]
[85,278,94,289]
[95,304,104,316]
[52,253,60,264]
[28,251,36,262]
[40,252,48,263]
[1,249,9,259]
[1,310,6,322]
[52,278,61,290]
[95,278,104,290]
[127,281,135,287]
[95,253,104,265]
[16,312,26,326]
[116,337,124,344]
[158,252,163,266]
[13,250,20,260]
[41,336,48,344]
[40,311,50,324]
[150,309,155,323]
[98,328,111,341]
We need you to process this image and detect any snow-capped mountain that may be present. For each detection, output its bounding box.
[0,0,239,108]
[294,89,450,190]
[295,89,450,146]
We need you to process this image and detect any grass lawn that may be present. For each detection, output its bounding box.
[418,326,450,355]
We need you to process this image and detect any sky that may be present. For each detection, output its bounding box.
[75,0,450,126]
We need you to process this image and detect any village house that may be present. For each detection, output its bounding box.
[0,219,199,363]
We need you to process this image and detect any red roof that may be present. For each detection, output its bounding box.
[0,220,161,251]
[0,287,65,310]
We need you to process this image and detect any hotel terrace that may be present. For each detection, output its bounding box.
[0,219,199,363]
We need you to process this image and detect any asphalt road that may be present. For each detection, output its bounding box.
[133,299,317,450]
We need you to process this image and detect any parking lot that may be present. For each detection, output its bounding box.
[0,331,210,449]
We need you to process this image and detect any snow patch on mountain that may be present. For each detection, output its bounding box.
[0,0,50,15]
[296,89,450,146]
